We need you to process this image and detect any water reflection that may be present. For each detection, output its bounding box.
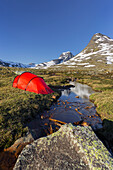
[50,82,102,130]
[62,89,71,96]
[27,82,102,137]
[69,82,94,99]
[61,82,94,104]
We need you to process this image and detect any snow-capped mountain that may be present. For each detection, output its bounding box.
[61,33,113,68]
[0,51,74,69]
[0,59,30,68]
[59,51,74,62]
[1,33,113,70]
[0,52,74,69]
[33,51,74,69]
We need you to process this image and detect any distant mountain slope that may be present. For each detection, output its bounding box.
[0,59,30,68]
[33,51,74,69]
[1,33,113,70]
[61,33,113,68]
[0,51,74,69]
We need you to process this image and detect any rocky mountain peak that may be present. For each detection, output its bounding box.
[0,51,74,69]
[59,51,74,62]
[89,33,113,45]
[85,33,113,55]
[61,33,113,68]
[32,51,74,69]
[1,33,113,69]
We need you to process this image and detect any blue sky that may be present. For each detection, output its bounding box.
[0,0,113,64]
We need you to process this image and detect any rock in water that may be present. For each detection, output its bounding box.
[14,124,113,170]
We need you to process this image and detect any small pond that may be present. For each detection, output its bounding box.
[27,82,102,139]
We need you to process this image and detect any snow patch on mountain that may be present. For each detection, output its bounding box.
[1,33,113,69]
[0,51,74,69]
[0,59,30,68]
[95,33,113,43]
[84,65,95,67]
[33,51,74,69]
[61,33,113,67]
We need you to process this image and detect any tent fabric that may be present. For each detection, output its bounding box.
[12,72,54,94]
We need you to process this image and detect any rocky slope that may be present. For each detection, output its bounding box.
[14,124,113,169]
[33,51,74,69]
[1,33,113,70]
[60,33,113,69]
[34,33,113,70]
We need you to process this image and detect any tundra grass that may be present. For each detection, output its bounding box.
[31,68,113,121]
[0,67,63,150]
[75,72,113,121]
[0,67,113,150]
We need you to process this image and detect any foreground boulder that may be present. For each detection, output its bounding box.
[14,124,113,170]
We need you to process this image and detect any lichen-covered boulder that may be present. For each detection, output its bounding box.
[14,124,113,170]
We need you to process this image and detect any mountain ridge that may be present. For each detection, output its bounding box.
[0,33,113,69]
[33,51,74,69]
[0,51,74,69]
[59,33,113,68]
[0,59,30,68]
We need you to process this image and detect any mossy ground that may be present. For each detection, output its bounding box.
[0,67,66,150]
[76,73,113,120]
[0,66,113,151]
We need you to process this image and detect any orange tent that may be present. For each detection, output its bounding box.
[12,72,54,94]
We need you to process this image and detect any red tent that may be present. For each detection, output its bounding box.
[12,72,54,94]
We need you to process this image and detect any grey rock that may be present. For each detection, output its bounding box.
[14,124,113,170]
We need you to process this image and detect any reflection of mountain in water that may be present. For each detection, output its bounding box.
[61,89,71,96]
[63,82,94,99]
